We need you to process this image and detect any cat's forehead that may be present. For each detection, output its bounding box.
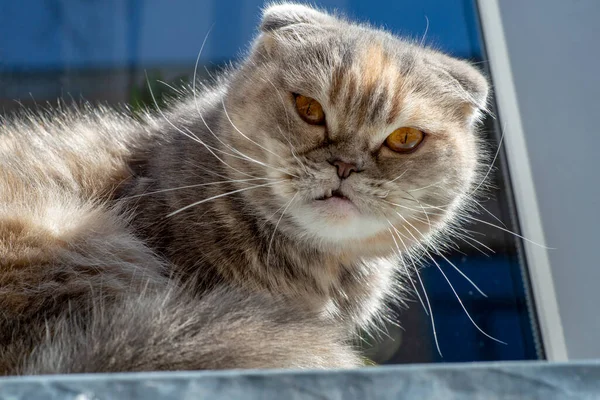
[256,5,488,133]
[276,33,456,133]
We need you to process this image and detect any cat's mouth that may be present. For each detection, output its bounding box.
[313,188,359,214]
[315,188,348,202]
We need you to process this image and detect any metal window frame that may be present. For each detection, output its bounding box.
[476,0,568,361]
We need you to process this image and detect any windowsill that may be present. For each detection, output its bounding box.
[1,360,597,399]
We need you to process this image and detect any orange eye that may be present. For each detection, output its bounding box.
[294,94,325,125]
[385,127,425,153]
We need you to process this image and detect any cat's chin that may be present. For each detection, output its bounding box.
[313,195,359,215]
[290,199,388,242]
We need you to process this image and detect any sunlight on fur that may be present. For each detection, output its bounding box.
[0,3,535,374]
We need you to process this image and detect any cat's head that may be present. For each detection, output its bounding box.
[221,3,489,255]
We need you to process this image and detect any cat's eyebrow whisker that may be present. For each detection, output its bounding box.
[121,178,276,200]
[166,180,285,217]
[266,193,298,266]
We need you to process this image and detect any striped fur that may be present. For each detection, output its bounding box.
[0,3,489,374]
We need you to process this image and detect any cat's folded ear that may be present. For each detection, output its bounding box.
[433,53,490,114]
[260,3,334,32]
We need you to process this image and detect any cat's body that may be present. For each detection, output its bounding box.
[0,4,489,374]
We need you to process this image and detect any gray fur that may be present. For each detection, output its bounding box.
[20,286,360,374]
[0,3,489,374]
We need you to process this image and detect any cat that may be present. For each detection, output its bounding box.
[0,3,489,374]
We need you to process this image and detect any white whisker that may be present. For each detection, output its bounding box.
[435,252,487,298]
[387,225,428,315]
[427,253,506,345]
[467,215,553,249]
[220,98,289,163]
[189,29,295,179]
[266,193,298,266]
[389,224,441,357]
[394,211,486,296]
[471,129,505,195]
[472,198,506,228]
[166,180,285,217]
[123,178,275,200]
[393,213,505,345]
[407,180,444,193]
[145,72,261,180]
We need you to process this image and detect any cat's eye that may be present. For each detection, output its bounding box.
[385,127,425,153]
[294,94,325,125]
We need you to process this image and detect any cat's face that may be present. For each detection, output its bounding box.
[222,4,488,254]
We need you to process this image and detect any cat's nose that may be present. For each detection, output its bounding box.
[330,160,358,179]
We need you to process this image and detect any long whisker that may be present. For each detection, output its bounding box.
[434,252,487,298]
[427,252,506,345]
[393,214,505,344]
[145,72,260,180]
[407,180,444,193]
[166,180,285,217]
[403,191,432,227]
[220,98,287,161]
[472,198,506,228]
[266,193,298,266]
[389,224,441,357]
[397,198,553,250]
[262,76,310,176]
[471,129,505,195]
[189,30,294,179]
[388,168,409,184]
[122,178,275,200]
[454,231,495,255]
[465,215,553,249]
[394,211,485,296]
[419,15,430,47]
[387,225,428,315]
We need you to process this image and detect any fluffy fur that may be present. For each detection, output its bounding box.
[0,3,489,374]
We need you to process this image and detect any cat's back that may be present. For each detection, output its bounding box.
[0,104,166,332]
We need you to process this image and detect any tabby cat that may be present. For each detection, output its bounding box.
[0,3,489,374]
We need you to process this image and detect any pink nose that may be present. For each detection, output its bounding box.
[332,160,357,179]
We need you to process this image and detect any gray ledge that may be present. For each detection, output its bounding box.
[1,360,599,399]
